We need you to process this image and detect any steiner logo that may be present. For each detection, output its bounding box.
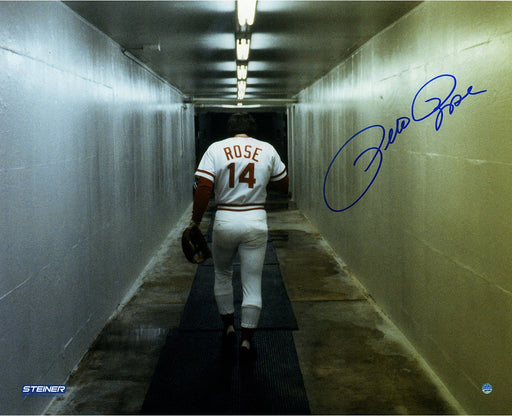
[22,385,67,396]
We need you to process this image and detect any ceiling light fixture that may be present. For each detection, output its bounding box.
[236,38,250,60]
[235,1,256,102]
[237,64,248,80]
[237,80,247,100]
[237,0,257,26]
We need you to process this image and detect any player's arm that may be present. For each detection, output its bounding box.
[191,176,214,225]
[269,159,289,194]
[269,173,289,194]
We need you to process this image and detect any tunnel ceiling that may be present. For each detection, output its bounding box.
[65,1,420,106]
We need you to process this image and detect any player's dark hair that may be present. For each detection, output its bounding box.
[227,112,257,137]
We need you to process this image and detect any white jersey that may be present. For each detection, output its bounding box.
[195,136,287,212]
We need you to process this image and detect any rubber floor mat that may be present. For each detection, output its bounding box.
[179,263,298,331]
[144,213,309,414]
[141,329,310,415]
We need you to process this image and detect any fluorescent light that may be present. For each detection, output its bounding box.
[237,0,257,26]
[237,80,247,100]
[237,64,248,80]
[236,38,250,60]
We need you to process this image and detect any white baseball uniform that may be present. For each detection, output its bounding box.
[195,135,287,328]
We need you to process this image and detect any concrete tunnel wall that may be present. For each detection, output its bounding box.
[290,2,512,414]
[0,3,195,414]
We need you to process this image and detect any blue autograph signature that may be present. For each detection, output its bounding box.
[323,74,487,212]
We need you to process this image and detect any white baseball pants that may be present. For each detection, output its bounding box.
[212,209,268,329]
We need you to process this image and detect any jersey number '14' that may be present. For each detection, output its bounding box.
[227,162,255,188]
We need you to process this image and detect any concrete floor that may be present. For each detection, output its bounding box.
[46,198,463,415]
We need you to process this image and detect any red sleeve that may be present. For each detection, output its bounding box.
[192,176,214,225]
[270,174,289,194]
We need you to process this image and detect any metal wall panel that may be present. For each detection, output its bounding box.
[0,3,194,414]
[291,2,512,414]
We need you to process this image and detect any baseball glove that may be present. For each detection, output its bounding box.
[181,223,211,264]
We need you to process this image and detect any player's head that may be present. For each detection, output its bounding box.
[227,113,257,137]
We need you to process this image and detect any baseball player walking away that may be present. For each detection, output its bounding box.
[190,112,289,360]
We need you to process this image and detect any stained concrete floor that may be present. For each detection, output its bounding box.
[46,197,463,415]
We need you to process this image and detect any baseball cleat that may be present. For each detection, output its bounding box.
[239,340,257,362]
[221,326,236,353]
